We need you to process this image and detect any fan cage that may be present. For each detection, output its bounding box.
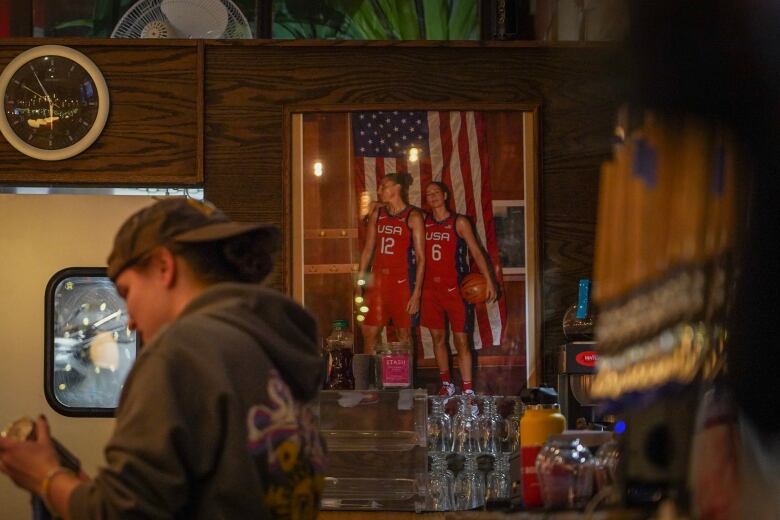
[111,0,252,39]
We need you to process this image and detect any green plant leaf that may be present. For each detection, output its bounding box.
[448,0,480,40]
[271,0,479,40]
[422,0,449,40]
[54,19,93,30]
[374,0,420,39]
[344,1,396,39]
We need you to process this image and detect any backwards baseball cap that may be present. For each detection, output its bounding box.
[107,198,277,280]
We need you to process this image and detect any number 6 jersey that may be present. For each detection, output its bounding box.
[423,213,469,284]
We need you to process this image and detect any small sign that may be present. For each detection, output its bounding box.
[575,351,598,368]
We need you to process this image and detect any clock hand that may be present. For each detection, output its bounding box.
[32,69,51,100]
[21,84,46,99]
[21,84,61,108]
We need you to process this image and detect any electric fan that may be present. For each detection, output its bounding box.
[111,0,252,39]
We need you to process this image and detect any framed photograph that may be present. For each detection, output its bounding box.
[493,200,525,275]
[290,107,542,391]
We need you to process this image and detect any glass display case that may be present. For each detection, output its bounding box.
[44,267,137,416]
[316,389,427,511]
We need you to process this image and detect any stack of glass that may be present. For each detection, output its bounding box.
[423,394,523,512]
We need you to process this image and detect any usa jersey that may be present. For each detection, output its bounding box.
[373,206,416,273]
[424,213,468,284]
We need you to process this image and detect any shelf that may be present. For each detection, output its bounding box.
[321,430,422,452]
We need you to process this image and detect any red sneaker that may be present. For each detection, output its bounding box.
[438,382,456,397]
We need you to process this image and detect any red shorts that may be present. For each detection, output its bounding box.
[420,279,469,332]
[363,271,413,328]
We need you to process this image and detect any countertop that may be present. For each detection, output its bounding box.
[319,509,647,519]
[445,511,646,519]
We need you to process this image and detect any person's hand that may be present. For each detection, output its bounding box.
[406,292,421,315]
[0,416,60,494]
[485,280,498,304]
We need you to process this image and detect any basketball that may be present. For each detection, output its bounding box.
[460,273,488,304]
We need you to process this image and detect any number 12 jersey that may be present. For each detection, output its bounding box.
[373,206,417,273]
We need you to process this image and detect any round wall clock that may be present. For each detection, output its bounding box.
[0,45,109,161]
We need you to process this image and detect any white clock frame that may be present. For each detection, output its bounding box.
[0,45,109,161]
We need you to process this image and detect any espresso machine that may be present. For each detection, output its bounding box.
[557,341,604,429]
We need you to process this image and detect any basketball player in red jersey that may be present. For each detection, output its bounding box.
[422,181,498,396]
[357,173,426,354]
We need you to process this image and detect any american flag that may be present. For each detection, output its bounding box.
[352,110,506,355]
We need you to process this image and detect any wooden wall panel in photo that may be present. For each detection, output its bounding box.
[203,42,623,384]
[0,40,201,185]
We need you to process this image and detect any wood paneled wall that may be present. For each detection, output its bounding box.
[202,41,624,384]
[0,40,624,384]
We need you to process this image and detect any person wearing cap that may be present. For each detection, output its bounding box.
[0,198,326,519]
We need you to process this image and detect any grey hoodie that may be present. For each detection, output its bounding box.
[69,283,326,519]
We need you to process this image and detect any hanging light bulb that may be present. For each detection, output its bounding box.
[408,146,420,163]
[313,161,323,177]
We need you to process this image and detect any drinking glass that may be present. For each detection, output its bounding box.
[426,453,455,511]
[479,396,503,456]
[594,438,620,504]
[502,396,524,454]
[485,452,512,509]
[453,453,485,510]
[452,394,481,455]
[427,396,453,453]
[536,437,595,509]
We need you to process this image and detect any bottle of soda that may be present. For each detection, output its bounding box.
[562,278,595,341]
[323,319,354,390]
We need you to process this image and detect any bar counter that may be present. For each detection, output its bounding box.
[320,510,645,519]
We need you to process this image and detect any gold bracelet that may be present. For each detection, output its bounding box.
[40,466,72,515]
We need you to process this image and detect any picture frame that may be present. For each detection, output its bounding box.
[493,199,526,276]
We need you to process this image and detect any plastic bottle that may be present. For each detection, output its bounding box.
[562,278,595,341]
[323,319,354,390]
[519,387,566,508]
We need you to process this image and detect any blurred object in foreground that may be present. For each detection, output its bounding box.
[591,109,743,403]
[690,387,740,520]
[590,108,746,510]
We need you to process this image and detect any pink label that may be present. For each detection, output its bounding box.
[381,354,410,387]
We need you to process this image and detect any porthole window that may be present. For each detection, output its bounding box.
[45,267,137,416]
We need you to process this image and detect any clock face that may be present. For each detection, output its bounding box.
[4,55,99,150]
[0,45,109,161]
